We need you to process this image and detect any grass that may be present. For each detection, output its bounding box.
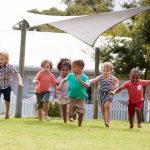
[0,117,150,150]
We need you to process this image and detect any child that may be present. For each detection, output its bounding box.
[0,51,23,119]
[33,59,57,121]
[111,68,150,128]
[89,62,119,127]
[57,59,89,127]
[56,58,71,123]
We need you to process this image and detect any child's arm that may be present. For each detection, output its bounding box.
[111,86,124,95]
[112,76,119,90]
[77,78,89,88]
[17,73,23,86]
[57,79,67,90]
[89,76,100,84]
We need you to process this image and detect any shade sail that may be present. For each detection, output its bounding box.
[23,6,150,46]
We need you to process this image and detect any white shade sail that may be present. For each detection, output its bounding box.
[23,6,150,46]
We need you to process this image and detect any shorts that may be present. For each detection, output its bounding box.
[60,97,69,105]
[35,92,50,109]
[128,100,143,117]
[68,98,85,116]
[0,86,11,102]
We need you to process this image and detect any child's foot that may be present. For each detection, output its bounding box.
[5,115,9,119]
[69,117,74,122]
[44,116,51,121]
[129,125,134,129]
[105,122,109,127]
[137,123,142,128]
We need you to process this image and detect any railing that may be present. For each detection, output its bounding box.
[0,92,150,122]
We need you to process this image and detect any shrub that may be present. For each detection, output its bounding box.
[48,101,61,117]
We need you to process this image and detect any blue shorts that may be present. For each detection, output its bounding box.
[0,86,11,102]
[35,92,50,109]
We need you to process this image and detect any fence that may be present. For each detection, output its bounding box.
[0,92,150,122]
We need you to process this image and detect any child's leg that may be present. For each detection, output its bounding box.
[135,108,142,128]
[37,108,43,121]
[78,112,83,127]
[105,100,112,126]
[5,101,10,119]
[128,101,135,128]
[101,106,106,124]
[43,101,49,117]
[61,104,67,123]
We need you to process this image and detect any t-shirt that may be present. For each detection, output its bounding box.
[121,80,149,104]
[57,76,68,98]
[34,71,57,93]
[65,72,89,99]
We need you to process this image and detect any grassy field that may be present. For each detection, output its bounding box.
[0,117,150,150]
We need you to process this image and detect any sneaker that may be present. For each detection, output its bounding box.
[69,117,74,122]
[137,123,142,128]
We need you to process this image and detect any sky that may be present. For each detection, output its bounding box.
[0,0,130,31]
[0,0,130,70]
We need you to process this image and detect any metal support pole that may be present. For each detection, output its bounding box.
[15,20,28,118]
[93,47,99,119]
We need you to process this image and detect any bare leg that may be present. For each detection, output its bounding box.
[128,116,134,128]
[62,104,67,123]
[78,112,83,127]
[37,108,43,121]
[136,108,142,128]
[105,100,112,127]
[43,101,49,117]
[101,106,106,125]
[5,101,10,119]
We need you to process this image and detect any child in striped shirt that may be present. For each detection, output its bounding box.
[90,62,119,127]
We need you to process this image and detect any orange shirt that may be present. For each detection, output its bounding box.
[34,71,57,93]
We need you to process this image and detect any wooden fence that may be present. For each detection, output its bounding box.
[0,92,150,122]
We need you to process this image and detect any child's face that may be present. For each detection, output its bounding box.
[101,67,112,77]
[60,66,70,78]
[0,54,7,67]
[41,63,51,72]
[130,73,140,84]
[72,64,81,74]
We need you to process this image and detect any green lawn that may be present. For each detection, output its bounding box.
[0,117,150,150]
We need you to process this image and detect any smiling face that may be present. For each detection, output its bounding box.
[130,73,140,84]
[0,54,7,67]
[101,67,112,78]
[60,65,71,78]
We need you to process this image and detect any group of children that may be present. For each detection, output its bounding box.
[0,50,150,128]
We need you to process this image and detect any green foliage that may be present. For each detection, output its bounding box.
[48,101,61,117]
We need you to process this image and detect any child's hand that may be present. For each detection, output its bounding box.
[109,90,116,95]
[76,74,80,80]
[56,85,61,90]
[18,81,23,86]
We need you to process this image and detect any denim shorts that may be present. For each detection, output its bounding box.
[35,91,50,106]
[0,86,11,102]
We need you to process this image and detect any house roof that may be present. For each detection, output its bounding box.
[0,30,95,70]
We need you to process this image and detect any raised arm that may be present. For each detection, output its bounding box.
[89,76,100,84]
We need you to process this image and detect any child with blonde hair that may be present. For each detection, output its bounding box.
[90,62,119,127]
[0,51,23,119]
[33,59,57,121]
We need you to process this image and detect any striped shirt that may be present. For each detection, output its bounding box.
[0,64,17,89]
[97,75,114,92]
